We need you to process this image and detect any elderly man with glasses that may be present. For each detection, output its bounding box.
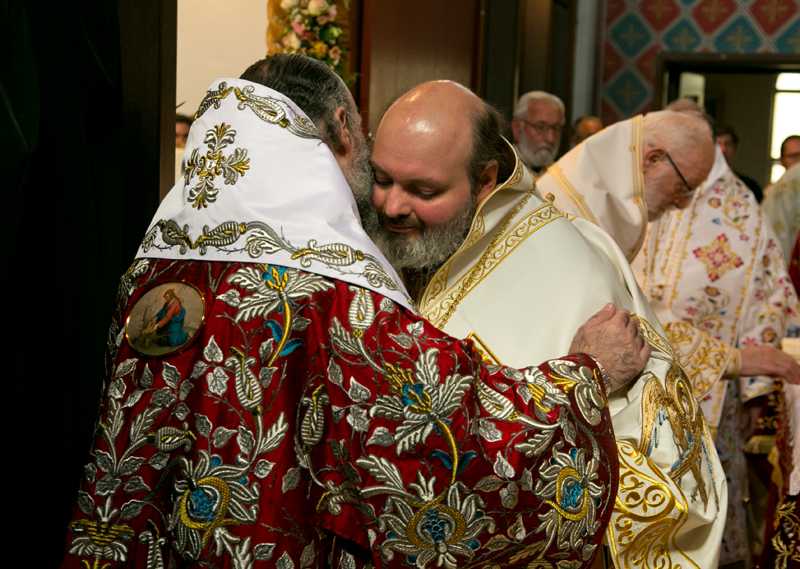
[510,91,565,176]
[539,109,715,261]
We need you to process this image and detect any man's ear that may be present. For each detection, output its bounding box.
[332,106,352,157]
[510,117,521,143]
[642,145,666,174]
[476,161,499,204]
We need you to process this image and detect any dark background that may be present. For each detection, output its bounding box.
[1,0,172,564]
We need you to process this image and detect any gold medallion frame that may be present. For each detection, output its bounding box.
[125,280,207,358]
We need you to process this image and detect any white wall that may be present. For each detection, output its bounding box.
[571,0,599,121]
[176,0,269,116]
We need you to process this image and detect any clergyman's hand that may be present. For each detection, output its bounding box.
[740,345,800,385]
[569,303,651,393]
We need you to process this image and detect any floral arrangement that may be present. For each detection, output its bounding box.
[278,0,348,77]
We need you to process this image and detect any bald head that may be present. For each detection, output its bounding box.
[379,81,479,185]
[369,81,506,271]
[641,110,715,220]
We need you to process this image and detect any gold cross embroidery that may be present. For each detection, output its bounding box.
[646,0,672,21]
[701,0,729,23]
[760,0,789,24]
[619,23,645,48]
[617,79,642,107]
[725,25,754,51]
[672,28,698,51]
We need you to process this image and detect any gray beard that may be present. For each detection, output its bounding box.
[517,141,556,169]
[367,193,477,272]
[345,135,476,272]
[346,136,382,238]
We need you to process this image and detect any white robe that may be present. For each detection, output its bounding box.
[415,141,725,569]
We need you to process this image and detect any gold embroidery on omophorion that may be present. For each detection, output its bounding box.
[184,123,250,209]
[606,441,696,569]
[233,86,320,139]
[639,365,716,509]
[466,332,502,365]
[425,191,559,328]
[194,82,234,119]
[141,220,404,295]
[663,321,730,400]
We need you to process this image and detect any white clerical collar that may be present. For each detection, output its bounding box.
[137,78,413,310]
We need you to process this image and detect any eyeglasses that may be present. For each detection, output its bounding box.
[519,118,563,137]
[665,152,694,196]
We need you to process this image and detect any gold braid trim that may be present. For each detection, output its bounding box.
[435,181,545,328]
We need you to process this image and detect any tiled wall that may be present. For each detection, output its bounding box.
[600,0,800,124]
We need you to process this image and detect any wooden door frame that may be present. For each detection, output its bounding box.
[654,52,800,110]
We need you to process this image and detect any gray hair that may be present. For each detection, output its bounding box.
[240,54,359,153]
[643,110,712,164]
[514,91,565,123]
[665,98,714,130]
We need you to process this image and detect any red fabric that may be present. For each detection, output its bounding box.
[60,259,618,568]
[789,231,800,293]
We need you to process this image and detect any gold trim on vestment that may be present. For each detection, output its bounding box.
[663,321,733,400]
[628,116,647,262]
[606,440,699,569]
[422,202,563,327]
[466,332,502,365]
[549,163,598,225]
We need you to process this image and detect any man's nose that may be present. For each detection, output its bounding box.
[380,185,413,219]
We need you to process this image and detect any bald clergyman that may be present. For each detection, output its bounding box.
[367,81,727,568]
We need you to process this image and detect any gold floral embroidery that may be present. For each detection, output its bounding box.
[760,495,800,569]
[184,123,250,209]
[664,321,731,400]
[141,220,403,294]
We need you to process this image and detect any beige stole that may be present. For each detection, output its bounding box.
[536,116,647,264]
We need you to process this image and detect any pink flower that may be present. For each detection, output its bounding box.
[329,46,342,59]
[291,21,306,35]
[328,5,337,18]
[742,337,758,348]
[316,15,329,24]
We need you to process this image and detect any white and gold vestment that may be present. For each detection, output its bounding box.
[414,140,726,569]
